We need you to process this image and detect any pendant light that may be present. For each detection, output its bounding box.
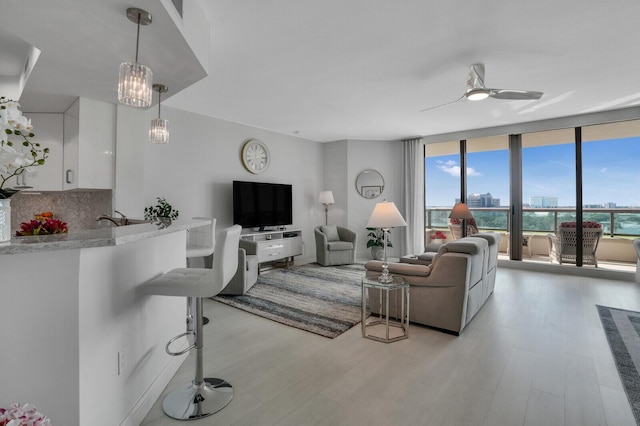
[118,7,153,108]
[150,84,169,143]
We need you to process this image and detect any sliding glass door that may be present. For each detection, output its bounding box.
[521,129,576,261]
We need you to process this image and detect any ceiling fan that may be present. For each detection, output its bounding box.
[421,63,543,112]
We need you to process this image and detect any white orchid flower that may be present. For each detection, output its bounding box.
[0,97,47,193]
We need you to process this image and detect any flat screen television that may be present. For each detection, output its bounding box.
[233,180,293,231]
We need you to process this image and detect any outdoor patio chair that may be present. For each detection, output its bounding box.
[448,217,479,240]
[547,221,603,267]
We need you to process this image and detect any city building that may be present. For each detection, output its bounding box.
[529,196,558,208]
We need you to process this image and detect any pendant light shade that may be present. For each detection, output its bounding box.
[150,84,169,144]
[118,8,153,108]
[119,62,153,107]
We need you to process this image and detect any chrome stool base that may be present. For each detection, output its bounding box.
[162,377,233,420]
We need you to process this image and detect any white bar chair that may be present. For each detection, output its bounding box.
[186,217,216,268]
[140,224,241,420]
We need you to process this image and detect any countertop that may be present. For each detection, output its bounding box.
[0,218,210,255]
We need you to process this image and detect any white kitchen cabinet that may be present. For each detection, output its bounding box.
[63,98,116,190]
[8,113,64,191]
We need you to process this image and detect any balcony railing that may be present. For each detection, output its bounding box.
[426,207,640,238]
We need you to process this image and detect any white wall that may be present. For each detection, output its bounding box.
[114,104,405,264]
[344,140,405,259]
[323,140,348,226]
[115,105,148,216]
[142,107,325,264]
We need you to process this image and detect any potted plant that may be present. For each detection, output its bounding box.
[144,197,179,224]
[366,227,392,260]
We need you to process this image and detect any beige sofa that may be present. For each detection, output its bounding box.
[365,232,501,335]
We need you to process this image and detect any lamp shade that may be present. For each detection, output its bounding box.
[449,202,474,220]
[367,201,407,228]
[319,190,335,205]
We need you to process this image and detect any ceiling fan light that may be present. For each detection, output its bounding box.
[466,89,490,101]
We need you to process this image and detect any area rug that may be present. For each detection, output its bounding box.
[214,263,365,338]
[596,305,640,425]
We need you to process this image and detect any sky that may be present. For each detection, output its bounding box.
[425,137,640,207]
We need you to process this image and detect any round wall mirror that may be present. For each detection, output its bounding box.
[356,169,384,199]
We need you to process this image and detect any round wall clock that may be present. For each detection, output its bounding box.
[241,139,270,174]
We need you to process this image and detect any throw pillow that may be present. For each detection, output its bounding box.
[321,225,340,241]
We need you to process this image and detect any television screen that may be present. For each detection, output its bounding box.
[233,181,292,230]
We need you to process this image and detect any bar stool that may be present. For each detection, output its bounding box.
[187,217,216,325]
[141,224,241,420]
[186,217,216,268]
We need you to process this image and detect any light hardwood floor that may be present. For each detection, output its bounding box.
[141,268,639,426]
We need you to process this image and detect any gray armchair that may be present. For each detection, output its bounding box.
[314,225,357,266]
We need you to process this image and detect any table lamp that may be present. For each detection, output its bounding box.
[367,200,407,283]
[449,202,474,238]
[319,191,335,225]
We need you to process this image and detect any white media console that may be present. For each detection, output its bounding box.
[239,228,303,269]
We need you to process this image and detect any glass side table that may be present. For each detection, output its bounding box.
[361,275,409,343]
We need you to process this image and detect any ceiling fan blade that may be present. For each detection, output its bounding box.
[466,63,486,91]
[419,93,465,112]
[489,89,543,100]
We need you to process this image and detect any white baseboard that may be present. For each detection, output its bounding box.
[119,353,187,426]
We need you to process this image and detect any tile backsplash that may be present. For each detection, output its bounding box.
[10,189,114,231]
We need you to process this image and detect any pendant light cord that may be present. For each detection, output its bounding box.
[157,90,162,118]
[134,13,141,63]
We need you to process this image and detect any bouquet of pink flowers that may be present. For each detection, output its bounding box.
[431,230,447,240]
[0,403,50,426]
[15,218,68,236]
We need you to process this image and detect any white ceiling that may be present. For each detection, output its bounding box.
[4,1,640,142]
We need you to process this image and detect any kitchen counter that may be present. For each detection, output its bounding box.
[0,218,212,426]
[0,218,209,255]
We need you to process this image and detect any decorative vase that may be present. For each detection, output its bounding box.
[371,246,384,260]
[433,238,443,244]
[0,198,11,242]
[156,216,172,229]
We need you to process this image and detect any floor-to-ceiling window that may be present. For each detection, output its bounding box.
[582,120,640,239]
[521,129,576,260]
[424,118,640,271]
[466,135,509,234]
[424,140,460,238]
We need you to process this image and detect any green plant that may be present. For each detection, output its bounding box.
[144,197,179,220]
[366,227,392,248]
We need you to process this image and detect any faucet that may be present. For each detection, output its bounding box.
[96,215,121,226]
[113,210,130,225]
